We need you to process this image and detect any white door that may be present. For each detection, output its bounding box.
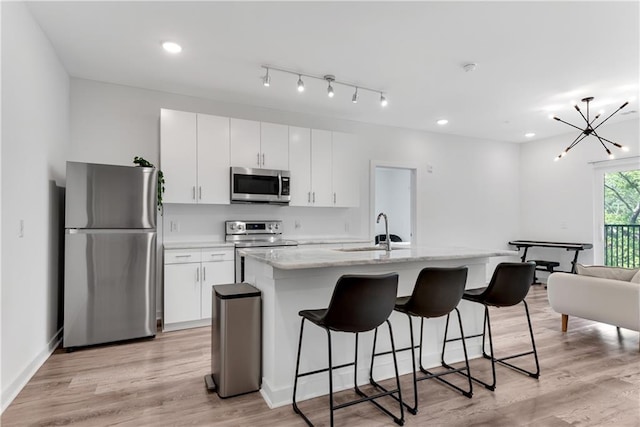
[311,129,333,207]
[260,122,289,170]
[160,109,197,204]
[289,126,312,206]
[332,132,360,207]
[164,263,201,324]
[200,260,235,320]
[197,114,230,204]
[230,118,261,168]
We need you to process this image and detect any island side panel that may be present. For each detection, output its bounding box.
[245,256,489,408]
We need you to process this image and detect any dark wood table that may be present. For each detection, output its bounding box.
[508,240,593,276]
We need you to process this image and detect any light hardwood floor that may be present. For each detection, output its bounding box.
[3,287,639,426]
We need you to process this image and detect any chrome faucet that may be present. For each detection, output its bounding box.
[376,212,391,252]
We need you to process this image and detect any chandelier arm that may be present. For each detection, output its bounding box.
[592,132,611,155]
[553,117,586,133]
[574,106,591,128]
[589,130,622,148]
[591,104,628,132]
[566,132,590,151]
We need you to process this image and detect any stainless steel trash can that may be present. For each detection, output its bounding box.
[207,283,261,398]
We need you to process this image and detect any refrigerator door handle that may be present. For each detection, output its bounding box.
[196,266,200,282]
[203,266,206,281]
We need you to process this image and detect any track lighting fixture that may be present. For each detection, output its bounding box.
[326,75,335,98]
[552,96,630,161]
[380,93,388,107]
[262,68,271,87]
[260,65,388,107]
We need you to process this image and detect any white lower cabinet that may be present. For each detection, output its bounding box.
[164,247,234,331]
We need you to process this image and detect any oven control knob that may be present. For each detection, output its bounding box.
[268,224,274,231]
[274,224,280,230]
[230,224,237,231]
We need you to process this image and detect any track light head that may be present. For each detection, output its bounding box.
[324,75,335,98]
[262,68,271,87]
[352,87,359,104]
[380,93,388,107]
[297,75,305,92]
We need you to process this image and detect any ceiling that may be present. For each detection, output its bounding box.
[26,1,639,143]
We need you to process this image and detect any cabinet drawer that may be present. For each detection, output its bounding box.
[201,248,234,262]
[164,249,202,264]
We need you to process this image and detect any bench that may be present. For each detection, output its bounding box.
[530,259,560,284]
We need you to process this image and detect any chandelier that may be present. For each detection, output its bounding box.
[552,97,630,161]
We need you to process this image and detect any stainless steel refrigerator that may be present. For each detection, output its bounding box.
[64,161,157,348]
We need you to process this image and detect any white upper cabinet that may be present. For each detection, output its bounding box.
[230,119,289,170]
[161,109,198,204]
[331,132,360,207]
[197,114,230,204]
[260,122,289,170]
[230,118,261,168]
[160,109,230,205]
[311,129,333,207]
[289,126,312,206]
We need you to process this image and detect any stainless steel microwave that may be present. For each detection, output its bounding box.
[230,167,291,204]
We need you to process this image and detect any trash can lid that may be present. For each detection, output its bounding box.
[214,283,261,299]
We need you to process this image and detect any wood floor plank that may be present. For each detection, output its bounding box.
[2,287,639,426]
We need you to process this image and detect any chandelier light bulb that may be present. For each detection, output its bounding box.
[436,119,449,125]
[554,155,561,162]
[622,145,630,152]
[352,87,359,104]
[327,83,334,98]
[380,93,388,107]
[609,153,615,160]
[297,75,305,92]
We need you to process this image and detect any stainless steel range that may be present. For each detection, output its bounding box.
[226,220,298,281]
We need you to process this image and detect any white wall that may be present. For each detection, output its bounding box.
[519,118,640,271]
[70,79,522,274]
[1,2,70,412]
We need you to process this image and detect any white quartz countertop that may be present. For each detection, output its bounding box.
[241,246,518,270]
[163,241,234,250]
[295,236,371,245]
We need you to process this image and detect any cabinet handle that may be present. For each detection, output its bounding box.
[192,186,196,200]
[175,255,192,258]
[203,266,206,281]
[257,153,260,166]
[308,192,311,203]
[196,267,200,282]
[199,186,202,200]
[313,192,316,203]
[262,153,265,166]
[334,192,336,204]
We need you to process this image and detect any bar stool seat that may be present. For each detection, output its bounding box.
[370,266,473,415]
[292,273,405,427]
[445,262,540,391]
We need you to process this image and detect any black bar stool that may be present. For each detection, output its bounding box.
[292,273,404,426]
[370,266,473,415]
[444,262,539,391]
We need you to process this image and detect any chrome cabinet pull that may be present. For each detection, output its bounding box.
[192,186,196,200]
[257,153,260,166]
[196,267,200,282]
[199,186,202,200]
[308,192,311,203]
[333,192,336,204]
[175,254,192,258]
[203,266,206,281]
[313,192,316,203]
[262,153,265,166]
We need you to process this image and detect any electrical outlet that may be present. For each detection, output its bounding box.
[560,221,568,230]
[170,221,180,232]
[294,220,301,229]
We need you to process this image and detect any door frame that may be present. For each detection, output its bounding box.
[369,160,419,246]
[591,156,640,264]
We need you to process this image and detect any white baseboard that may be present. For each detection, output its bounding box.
[1,327,63,414]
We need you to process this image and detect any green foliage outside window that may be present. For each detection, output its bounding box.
[604,170,640,268]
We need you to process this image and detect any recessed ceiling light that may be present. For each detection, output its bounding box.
[162,41,182,54]
[525,132,536,138]
[436,119,449,125]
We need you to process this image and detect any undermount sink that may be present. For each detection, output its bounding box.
[336,245,393,252]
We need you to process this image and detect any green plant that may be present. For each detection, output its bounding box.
[133,156,165,210]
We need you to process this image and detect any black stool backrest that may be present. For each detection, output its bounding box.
[403,266,468,318]
[480,262,535,307]
[322,273,399,333]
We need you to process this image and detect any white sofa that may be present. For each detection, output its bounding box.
[547,272,640,346]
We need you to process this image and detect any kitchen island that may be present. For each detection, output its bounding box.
[241,245,517,408]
